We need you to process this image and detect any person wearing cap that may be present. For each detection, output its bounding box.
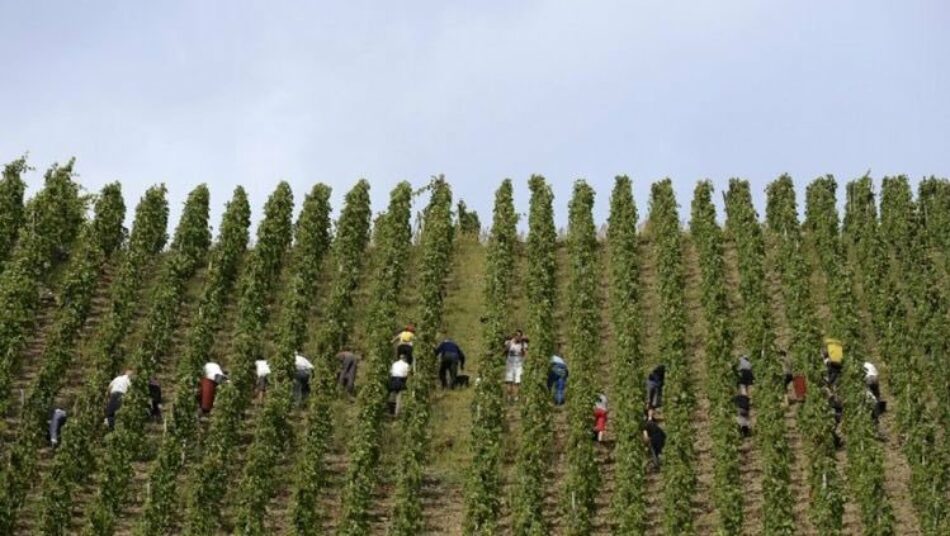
[294,353,315,405]
[104,369,133,430]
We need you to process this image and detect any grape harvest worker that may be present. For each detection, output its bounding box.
[863,361,881,401]
[435,336,466,390]
[643,418,667,471]
[200,362,227,414]
[734,394,751,437]
[294,353,315,405]
[646,364,665,420]
[337,347,359,396]
[547,353,568,406]
[148,377,163,420]
[592,394,609,442]
[48,407,67,448]
[737,355,754,397]
[392,324,416,363]
[104,369,133,430]
[504,330,528,402]
[823,338,843,386]
[254,359,271,401]
[388,354,411,416]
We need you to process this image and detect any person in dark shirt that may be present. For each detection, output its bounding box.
[643,419,666,471]
[435,337,466,389]
[646,364,666,420]
[734,394,751,437]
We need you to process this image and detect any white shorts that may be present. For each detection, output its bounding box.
[505,358,523,384]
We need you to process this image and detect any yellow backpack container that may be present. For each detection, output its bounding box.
[824,338,843,363]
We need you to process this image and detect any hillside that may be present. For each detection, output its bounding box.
[0,169,947,535]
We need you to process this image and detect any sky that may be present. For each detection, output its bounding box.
[1,0,948,234]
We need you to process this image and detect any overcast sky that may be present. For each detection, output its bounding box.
[2,1,948,233]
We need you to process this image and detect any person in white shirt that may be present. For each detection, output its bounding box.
[203,362,227,384]
[199,362,227,414]
[294,353,315,405]
[254,359,271,401]
[388,356,411,416]
[105,370,133,429]
[863,362,880,396]
[504,330,528,402]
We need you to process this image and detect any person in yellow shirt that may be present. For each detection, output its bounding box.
[392,324,416,363]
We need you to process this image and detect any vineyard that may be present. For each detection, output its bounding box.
[0,159,947,535]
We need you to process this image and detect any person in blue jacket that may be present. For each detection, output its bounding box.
[547,352,569,405]
[435,337,466,389]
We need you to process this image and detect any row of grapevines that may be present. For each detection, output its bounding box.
[463,179,517,535]
[689,180,744,534]
[37,185,169,535]
[876,177,947,534]
[290,180,373,535]
[85,185,212,534]
[765,175,845,534]
[562,180,600,535]
[512,175,556,536]
[724,179,795,535]
[233,183,335,535]
[336,182,413,536]
[136,186,252,534]
[804,176,895,535]
[605,176,648,533]
[0,183,124,533]
[0,160,86,416]
[0,157,29,270]
[648,179,697,535]
[180,182,295,535]
[388,177,455,535]
[891,178,950,437]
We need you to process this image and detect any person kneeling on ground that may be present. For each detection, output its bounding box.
[294,353,315,405]
[547,352,568,406]
[592,394,609,442]
[388,354,411,416]
[435,336,466,389]
[104,369,133,430]
[48,407,67,448]
[643,418,667,471]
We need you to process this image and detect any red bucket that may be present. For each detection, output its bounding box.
[792,375,807,400]
[200,377,217,412]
